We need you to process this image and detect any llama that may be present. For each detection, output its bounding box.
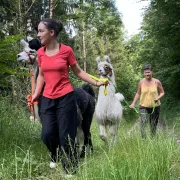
[17,37,41,121]
[95,55,124,145]
[17,37,95,157]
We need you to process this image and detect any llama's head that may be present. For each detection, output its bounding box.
[96,55,114,78]
[17,36,41,64]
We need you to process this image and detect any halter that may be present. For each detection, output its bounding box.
[25,51,36,65]
[101,65,112,77]
[88,74,109,95]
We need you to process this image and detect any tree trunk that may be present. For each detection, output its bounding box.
[18,0,23,34]
[50,0,53,18]
[82,21,86,72]
[10,75,17,103]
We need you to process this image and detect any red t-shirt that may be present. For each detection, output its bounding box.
[37,44,77,99]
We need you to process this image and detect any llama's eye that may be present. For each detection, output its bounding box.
[30,50,35,53]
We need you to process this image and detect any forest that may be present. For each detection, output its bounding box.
[0,0,179,179]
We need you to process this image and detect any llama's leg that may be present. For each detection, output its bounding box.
[88,133,93,152]
[34,104,40,121]
[29,104,39,121]
[99,124,107,142]
[80,115,93,158]
[108,124,118,146]
[28,102,37,121]
[76,107,84,156]
[76,125,84,156]
[85,115,93,151]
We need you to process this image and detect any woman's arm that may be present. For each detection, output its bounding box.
[71,63,106,87]
[155,80,165,101]
[32,67,44,101]
[129,81,141,108]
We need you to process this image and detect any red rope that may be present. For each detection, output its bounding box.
[26,70,38,120]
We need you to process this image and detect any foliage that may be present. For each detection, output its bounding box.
[139,0,180,100]
[54,0,139,100]
[0,35,22,91]
[53,0,135,98]
[0,0,180,178]
[0,0,137,99]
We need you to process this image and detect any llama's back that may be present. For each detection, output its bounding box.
[81,83,95,98]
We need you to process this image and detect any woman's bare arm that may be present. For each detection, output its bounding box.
[71,63,106,87]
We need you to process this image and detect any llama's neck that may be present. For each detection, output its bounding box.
[100,73,116,87]
[98,73,116,97]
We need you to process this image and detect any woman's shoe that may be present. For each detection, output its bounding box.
[50,161,57,168]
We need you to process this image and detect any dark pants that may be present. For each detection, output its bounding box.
[139,106,160,138]
[40,92,78,173]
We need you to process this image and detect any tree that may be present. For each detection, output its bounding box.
[139,0,180,100]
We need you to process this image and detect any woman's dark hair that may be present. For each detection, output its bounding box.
[40,18,63,37]
[143,64,152,71]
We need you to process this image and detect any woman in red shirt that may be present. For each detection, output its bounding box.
[32,18,105,176]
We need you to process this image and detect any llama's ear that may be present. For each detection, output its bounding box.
[96,56,101,63]
[27,36,33,42]
[20,39,29,48]
[34,26,38,33]
[104,55,111,63]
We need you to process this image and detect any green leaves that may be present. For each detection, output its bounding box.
[136,0,180,100]
[0,35,23,89]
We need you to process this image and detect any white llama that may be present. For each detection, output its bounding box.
[95,55,124,145]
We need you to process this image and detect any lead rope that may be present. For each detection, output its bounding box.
[123,99,157,114]
[88,74,109,95]
[26,70,38,120]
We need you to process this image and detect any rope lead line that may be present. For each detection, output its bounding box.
[123,99,157,114]
[88,73,157,114]
[88,74,109,96]
[26,70,38,120]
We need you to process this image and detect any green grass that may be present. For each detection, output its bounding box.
[0,96,179,179]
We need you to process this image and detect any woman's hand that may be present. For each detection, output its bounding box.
[32,93,39,103]
[129,103,135,109]
[96,81,108,87]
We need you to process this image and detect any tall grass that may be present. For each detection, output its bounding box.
[79,127,180,180]
[0,96,179,179]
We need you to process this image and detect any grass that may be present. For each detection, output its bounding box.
[0,96,179,179]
